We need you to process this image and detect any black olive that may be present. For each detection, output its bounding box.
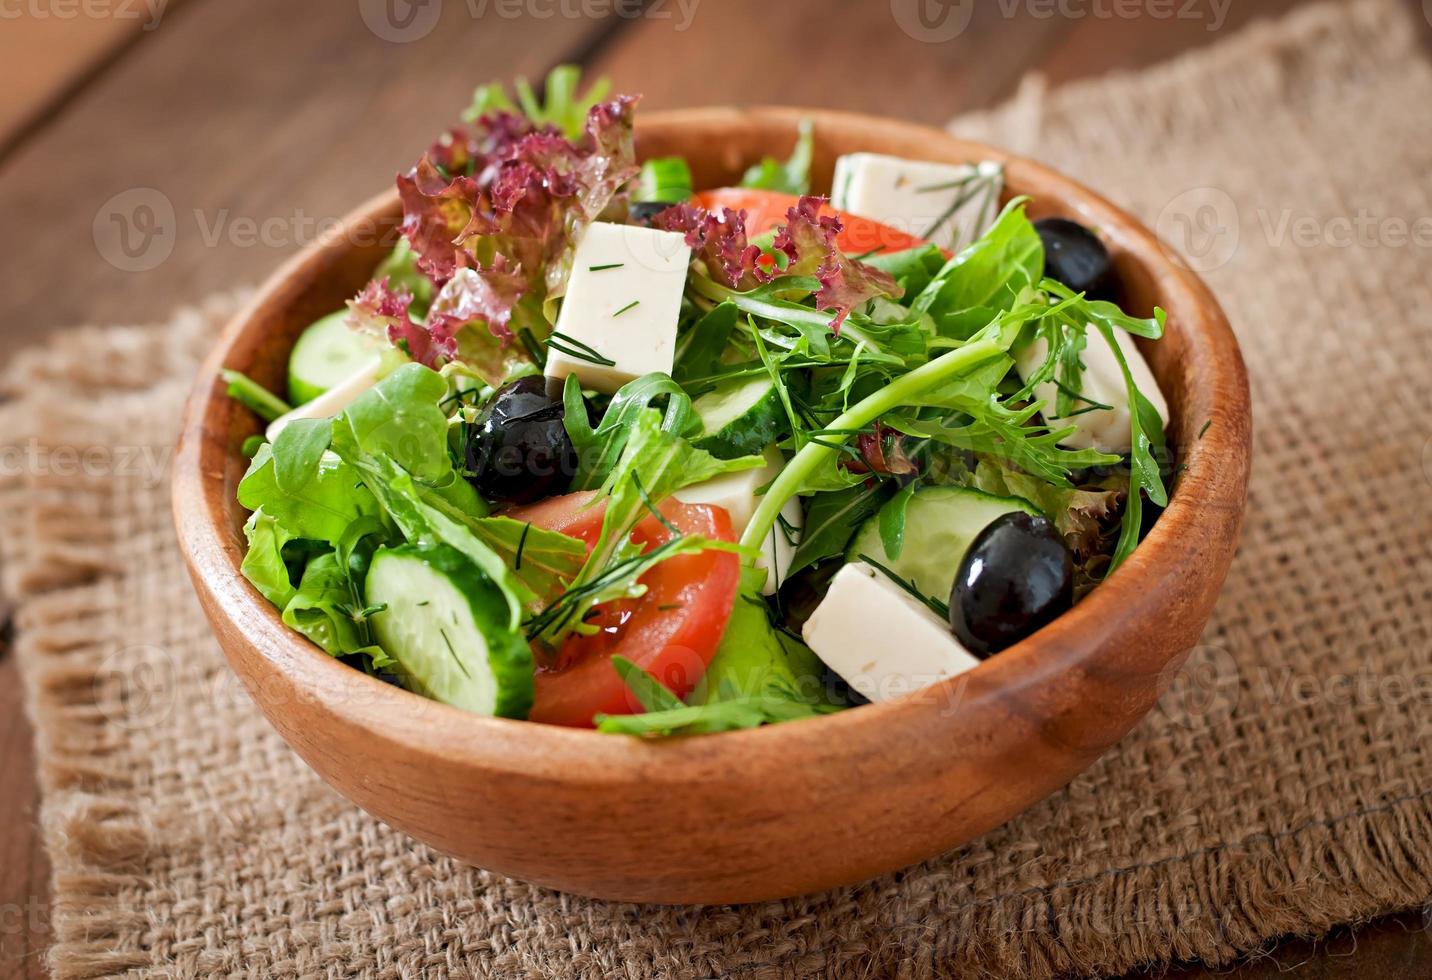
[630,201,680,227]
[464,376,579,505]
[1035,218,1116,300]
[949,512,1074,657]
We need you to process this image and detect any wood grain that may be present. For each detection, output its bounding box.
[0,3,167,152]
[171,110,1249,904]
[0,0,611,350]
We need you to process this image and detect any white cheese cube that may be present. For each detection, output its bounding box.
[831,153,1004,253]
[1014,326,1168,453]
[802,562,983,703]
[672,446,798,595]
[672,445,780,532]
[759,496,803,596]
[266,354,387,441]
[545,222,691,394]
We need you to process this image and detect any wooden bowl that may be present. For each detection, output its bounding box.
[173,108,1250,904]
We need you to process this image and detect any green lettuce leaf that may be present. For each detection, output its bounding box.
[240,509,299,608]
[237,423,378,546]
[911,198,1044,339]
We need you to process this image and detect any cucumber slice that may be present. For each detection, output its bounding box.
[691,376,781,459]
[847,486,1038,604]
[288,310,378,406]
[366,544,533,719]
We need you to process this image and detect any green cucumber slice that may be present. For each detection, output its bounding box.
[691,376,781,459]
[366,544,533,718]
[288,311,377,406]
[847,486,1039,604]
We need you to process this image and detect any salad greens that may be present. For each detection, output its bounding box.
[225,67,1172,735]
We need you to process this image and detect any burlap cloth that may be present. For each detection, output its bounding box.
[4,1,1430,976]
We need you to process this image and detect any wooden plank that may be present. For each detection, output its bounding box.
[0,0,612,348]
[0,5,155,150]
[588,0,1069,122]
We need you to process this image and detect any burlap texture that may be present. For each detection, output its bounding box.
[4,1,1430,976]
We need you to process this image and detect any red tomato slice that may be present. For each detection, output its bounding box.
[504,492,741,728]
[691,188,934,258]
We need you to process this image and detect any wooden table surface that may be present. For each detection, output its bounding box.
[3,1,1430,976]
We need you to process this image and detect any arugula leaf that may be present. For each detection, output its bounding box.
[596,681,836,736]
[610,655,685,712]
[878,481,917,560]
[911,198,1044,339]
[739,119,814,195]
[864,243,947,297]
[673,301,738,383]
[237,430,378,546]
[563,372,697,490]
[469,515,586,606]
[1095,322,1169,570]
[342,362,452,483]
[786,483,891,577]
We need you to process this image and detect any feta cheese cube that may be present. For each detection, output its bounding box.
[672,446,780,532]
[544,222,691,393]
[1014,326,1168,453]
[672,446,798,595]
[831,153,1004,253]
[802,562,984,703]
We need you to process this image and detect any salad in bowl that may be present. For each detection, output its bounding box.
[222,69,1171,735]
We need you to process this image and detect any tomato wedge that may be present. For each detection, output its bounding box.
[505,492,741,728]
[691,188,933,258]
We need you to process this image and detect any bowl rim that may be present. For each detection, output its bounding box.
[172,106,1250,783]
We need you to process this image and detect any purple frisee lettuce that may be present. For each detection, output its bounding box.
[656,195,901,333]
[350,98,639,376]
